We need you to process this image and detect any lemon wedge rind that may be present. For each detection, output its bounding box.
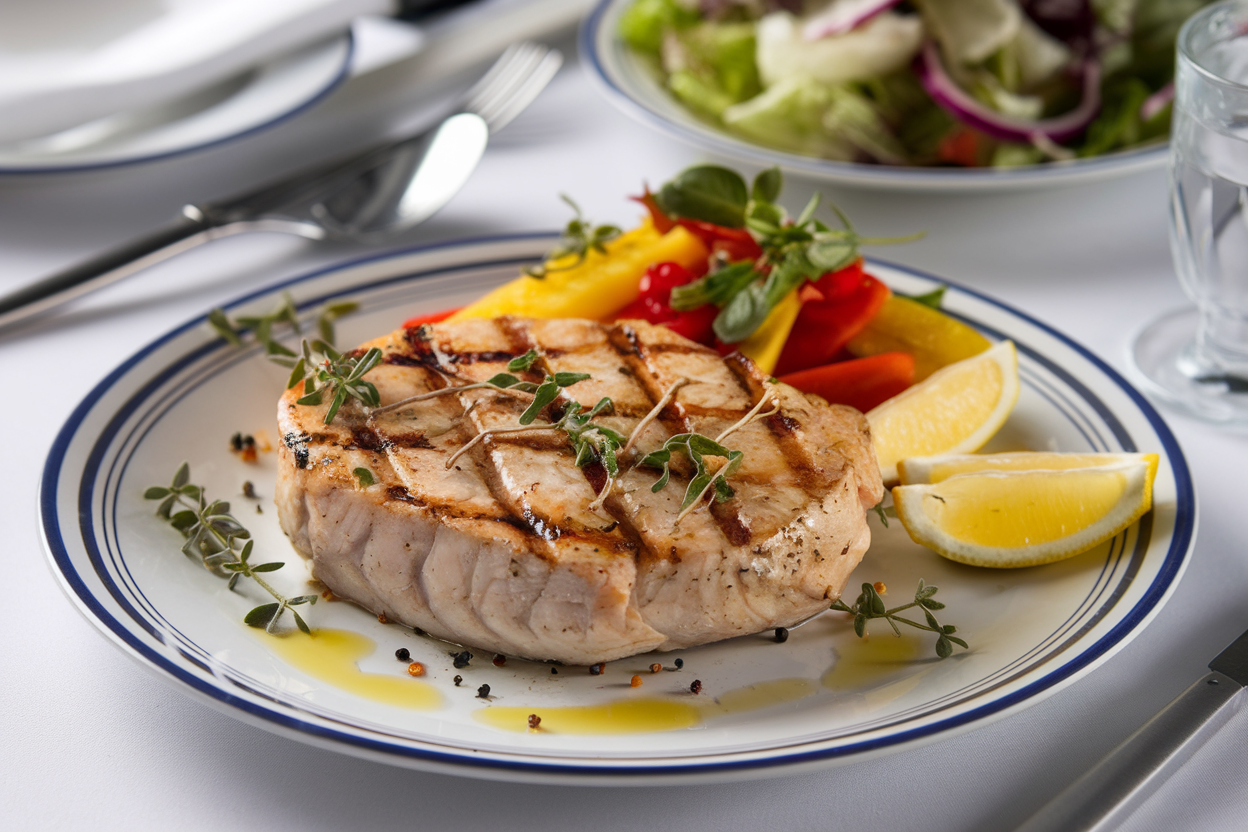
[897,451,1161,485]
[868,339,1019,485]
[892,460,1156,568]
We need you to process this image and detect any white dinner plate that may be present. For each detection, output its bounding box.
[0,34,353,174]
[41,236,1194,784]
[581,0,1169,193]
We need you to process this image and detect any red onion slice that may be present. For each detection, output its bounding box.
[917,39,1100,145]
[802,0,904,40]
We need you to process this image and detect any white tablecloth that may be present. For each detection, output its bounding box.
[3,19,1247,832]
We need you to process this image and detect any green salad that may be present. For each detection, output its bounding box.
[619,0,1208,168]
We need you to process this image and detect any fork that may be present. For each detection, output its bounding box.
[0,41,562,332]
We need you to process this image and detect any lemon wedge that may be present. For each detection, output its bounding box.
[868,340,1019,484]
[892,459,1158,568]
[898,451,1160,485]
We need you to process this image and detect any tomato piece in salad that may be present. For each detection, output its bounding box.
[615,261,718,344]
[773,261,891,376]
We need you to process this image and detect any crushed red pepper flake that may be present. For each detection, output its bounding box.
[407,662,425,677]
[649,663,662,673]
[630,675,642,687]
[528,714,541,730]
[690,680,703,695]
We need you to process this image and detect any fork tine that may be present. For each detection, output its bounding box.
[461,43,561,132]
[460,42,534,112]
[476,50,562,131]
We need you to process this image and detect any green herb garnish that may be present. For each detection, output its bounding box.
[637,387,778,524]
[906,286,946,310]
[353,467,376,488]
[209,293,357,353]
[830,580,967,659]
[656,165,920,343]
[273,340,383,425]
[145,463,316,633]
[524,196,622,279]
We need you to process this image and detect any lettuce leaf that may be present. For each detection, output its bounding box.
[663,21,761,115]
[619,0,698,54]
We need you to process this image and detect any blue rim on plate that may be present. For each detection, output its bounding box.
[0,32,354,176]
[40,236,1195,783]
[580,0,1169,192]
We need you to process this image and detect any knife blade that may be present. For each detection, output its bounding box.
[1015,628,1248,832]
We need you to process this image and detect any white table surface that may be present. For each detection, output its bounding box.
[4,18,1248,832]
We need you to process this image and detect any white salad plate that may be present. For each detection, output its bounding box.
[582,0,1169,193]
[41,236,1194,784]
[0,34,353,175]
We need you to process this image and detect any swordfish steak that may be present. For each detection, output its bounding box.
[275,316,884,665]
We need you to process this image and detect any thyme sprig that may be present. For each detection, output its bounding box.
[208,293,358,353]
[638,390,778,524]
[271,340,384,425]
[524,196,622,279]
[830,580,968,659]
[145,463,316,633]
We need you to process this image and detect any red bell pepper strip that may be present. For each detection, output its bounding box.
[773,262,891,376]
[402,307,460,328]
[630,188,678,234]
[778,352,915,413]
[631,189,762,262]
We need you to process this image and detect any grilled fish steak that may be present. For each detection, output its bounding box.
[276,317,884,665]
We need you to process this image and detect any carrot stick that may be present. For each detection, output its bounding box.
[779,352,915,413]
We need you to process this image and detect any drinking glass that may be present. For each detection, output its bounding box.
[1133,0,1248,422]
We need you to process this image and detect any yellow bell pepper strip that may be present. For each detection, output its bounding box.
[735,290,801,375]
[845,295,990,382]
[450,220,709,322]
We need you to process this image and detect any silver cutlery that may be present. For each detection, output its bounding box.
[1016,626,1248,832]
[0,41,561,333]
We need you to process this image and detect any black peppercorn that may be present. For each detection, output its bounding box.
[674,658,684,669]
[395,647,411,662]
[452,650,473,669]
[453,675,462,686]
[589,662,605,675]
[477,684,491,699]
[493,654,507,667]
[774,627,789,643]
[551,667,558,675]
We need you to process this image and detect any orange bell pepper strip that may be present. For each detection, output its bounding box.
[778,352,915,413]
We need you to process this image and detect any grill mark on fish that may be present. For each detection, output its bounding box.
[724,352,825,496]
[381,430,433,450]
[346,426,389,452]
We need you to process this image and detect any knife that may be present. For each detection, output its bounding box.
[1015,627,1248,832]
